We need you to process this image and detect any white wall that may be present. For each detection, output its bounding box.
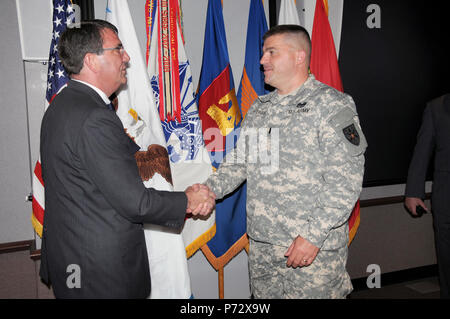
[0,0,37,243]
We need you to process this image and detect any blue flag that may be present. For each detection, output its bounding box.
[197,0,247,269]
[198,0,268,270]
[237,0,269,117]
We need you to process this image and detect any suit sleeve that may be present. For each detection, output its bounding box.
[405,104,436,199]
[78,108,187,229]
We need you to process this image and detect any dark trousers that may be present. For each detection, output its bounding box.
[433,212,450,299]
[432,173,450,298]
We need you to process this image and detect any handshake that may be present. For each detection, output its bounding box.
[185,184,216,216]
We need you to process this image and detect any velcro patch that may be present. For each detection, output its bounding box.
[328,107,367,156]
[343,124,360,146]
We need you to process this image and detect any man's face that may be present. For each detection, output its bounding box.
[260,34,300,91]
[97,28,130,95]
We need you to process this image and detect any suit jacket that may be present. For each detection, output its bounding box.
[405,94,450,214]
[39,80,187,298]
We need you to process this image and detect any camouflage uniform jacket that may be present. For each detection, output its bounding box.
[206,75,367,250]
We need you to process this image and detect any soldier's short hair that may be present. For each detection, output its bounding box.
[263,24,311,66]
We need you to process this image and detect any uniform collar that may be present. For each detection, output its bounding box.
[258,74,317,104]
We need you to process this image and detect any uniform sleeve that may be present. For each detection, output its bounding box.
[404,104,436,199]
[204,105,261,199]
[304,95,367,249]
[78,109,187,229]
[205,148,247,200]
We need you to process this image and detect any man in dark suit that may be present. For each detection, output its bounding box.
[405,94,450,299]
[39,20,215,298]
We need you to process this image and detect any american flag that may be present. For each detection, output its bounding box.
[46,0,74,102]
[31,0,74,237]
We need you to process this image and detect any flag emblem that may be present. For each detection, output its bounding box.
[150,61,203,163]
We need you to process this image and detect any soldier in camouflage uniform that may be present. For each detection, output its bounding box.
[205,25,367,298]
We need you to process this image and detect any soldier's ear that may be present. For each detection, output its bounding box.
[296,50,307,65]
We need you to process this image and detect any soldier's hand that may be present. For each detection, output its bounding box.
[285,236,319,268]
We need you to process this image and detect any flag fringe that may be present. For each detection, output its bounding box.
[348,212,360,246]
[185,223,216,258]
[201,233,249,271]
[31,213,43,238]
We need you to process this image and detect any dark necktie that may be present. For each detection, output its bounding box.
[106,102,115,112]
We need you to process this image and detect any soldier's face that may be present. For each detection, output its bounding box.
[260,34,300,91]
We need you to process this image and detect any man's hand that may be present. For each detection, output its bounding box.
[405,197,428,216]
[185,184,216,216]
[284,236,319,268]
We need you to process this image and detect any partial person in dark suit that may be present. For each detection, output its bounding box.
[405,94,450,299]
[39,20,215,298]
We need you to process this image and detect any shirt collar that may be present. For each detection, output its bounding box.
[72,79,111,105]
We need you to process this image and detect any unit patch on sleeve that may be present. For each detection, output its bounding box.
[342,124,360,146]
[328,106,367,156]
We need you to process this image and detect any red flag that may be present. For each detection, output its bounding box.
[310,0,360,245]
[310,0,343,92]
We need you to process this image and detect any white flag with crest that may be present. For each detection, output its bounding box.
[106,0,191,299]
[146,0,215,260]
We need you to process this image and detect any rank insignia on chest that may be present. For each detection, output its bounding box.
[289,108,310,114]
[296,102,307,108]
[343,124,360,146]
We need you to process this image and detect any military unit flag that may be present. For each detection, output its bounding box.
[106,0,192,299]
[145,0,216,260]
[198,0,268,271]
[278,0,300,25]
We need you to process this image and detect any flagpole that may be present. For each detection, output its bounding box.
[22,60,37,198]
[22,59,49,185]
[218,267,224,299]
